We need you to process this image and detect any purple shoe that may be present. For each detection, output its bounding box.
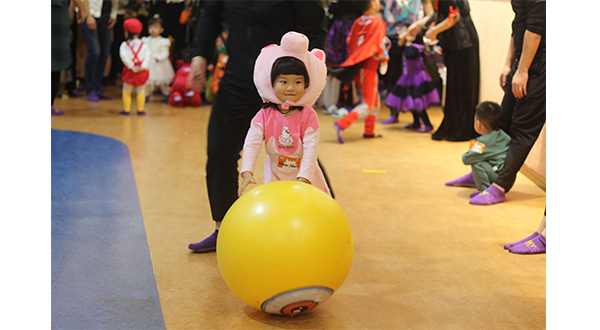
[188,231,218,252]
[51,107,64,115]
[334,122,344,144]
[469,184,505,205]
[87,91,99,102]
[445,172,477,188]
[509,234,546,254]
[469,191,480,198]
[97,93,112,100]
[504,232,539,250]
[417,125,433,133]
[137,110,146,115]
[119,110,130,115]
[363,133,382,139]
[381,116,399,124]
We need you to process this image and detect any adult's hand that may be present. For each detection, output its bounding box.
[86,15,97,31]
[499,65,511,90]
[511,69,528,99]
[107,17,116,29]
[187,56,208,93]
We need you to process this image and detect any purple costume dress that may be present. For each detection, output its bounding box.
[385,44,439,113]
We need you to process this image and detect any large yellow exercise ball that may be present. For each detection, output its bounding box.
[217,180,354,316]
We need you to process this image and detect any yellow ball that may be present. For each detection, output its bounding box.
[217,181,354,316]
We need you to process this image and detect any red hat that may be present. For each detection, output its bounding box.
[123,18,142,34]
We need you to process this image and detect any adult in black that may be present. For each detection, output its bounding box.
[470,0,545,205]
[424,0,480,141]
[186,0,328,252]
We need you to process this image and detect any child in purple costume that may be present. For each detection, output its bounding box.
[385,35,439,132]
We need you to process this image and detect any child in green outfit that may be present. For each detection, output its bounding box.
[445,101,511,198]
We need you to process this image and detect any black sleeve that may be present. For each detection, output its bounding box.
[292,0,328,51]
[191,0,225,60]
[526,0,545,36]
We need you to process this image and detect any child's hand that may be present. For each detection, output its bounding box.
[238,172,257,196]
[132,66,140,73]
[296,177,310,184]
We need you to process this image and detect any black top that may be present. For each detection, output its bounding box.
[191,0,327,90]
[511,0,546,63]
[434,0,476,50]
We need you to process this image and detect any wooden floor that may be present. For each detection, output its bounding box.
[51,84,546,330]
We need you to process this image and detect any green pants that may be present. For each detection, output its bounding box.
[471,162,499,192]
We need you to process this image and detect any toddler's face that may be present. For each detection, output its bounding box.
[273,74,306,104]
[148,24,163,37]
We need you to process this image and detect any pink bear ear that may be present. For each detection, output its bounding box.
[262,44,277,51]
[311,49,326,62]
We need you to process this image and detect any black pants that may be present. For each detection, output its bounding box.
[496,59,546,192]
[52,71,61,106]
[206,82,334,222]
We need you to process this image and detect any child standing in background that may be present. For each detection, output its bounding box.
[237,32,330,197]
[445,101,511,200]
[142,14,175,101]
[384,33,439,132]
[119,18,150,115]
[331,0,389,143]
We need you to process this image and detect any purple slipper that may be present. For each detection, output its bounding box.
[87,91,99,102]
[509,234,545,254]
[51,107,64,115]
[381,116,399,124]
[119,110,130,115]
[363,133,383,139]
[445,172,477,188]
[188,231,218,252]
[417,125,433,133]
[504,232,539,250]
[334,122,344,144]
[137,110,146,115]
[469,184,505,205]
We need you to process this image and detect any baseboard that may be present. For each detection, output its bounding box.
[520,165,546,192]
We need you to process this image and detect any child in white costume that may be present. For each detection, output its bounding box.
[142,15,175,99]
[238,32,330,196]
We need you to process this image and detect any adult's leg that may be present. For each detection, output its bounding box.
[80,20,101,96]
[94,13,113,97]
[189,85,261,252]
[495,61,546,192]
[206,84,262,222]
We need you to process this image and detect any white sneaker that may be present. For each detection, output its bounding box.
[323,104,338,115]
[332,107,349,118]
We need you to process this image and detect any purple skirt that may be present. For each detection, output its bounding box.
[386,63,440,113]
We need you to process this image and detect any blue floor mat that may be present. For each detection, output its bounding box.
[51,129,165,330]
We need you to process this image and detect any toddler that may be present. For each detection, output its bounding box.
[446,101,511,198]
[384,33,439,132]
[330,0,389,143]
[119,18,150,115]
[142,15,175,101]
[238,32,330,197]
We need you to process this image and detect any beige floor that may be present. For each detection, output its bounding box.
[52,85,546,330]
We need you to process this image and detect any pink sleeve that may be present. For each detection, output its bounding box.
[240,111,265,176]
[296,109,320,183]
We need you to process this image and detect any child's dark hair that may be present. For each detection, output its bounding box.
[148,14,163,27]
[356,0,375,13]
[476,101,502,130]
[270,56,310,88]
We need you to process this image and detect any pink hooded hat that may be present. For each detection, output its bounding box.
[253,32,327,107]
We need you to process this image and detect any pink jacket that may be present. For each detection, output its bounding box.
[241,106,330,196]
